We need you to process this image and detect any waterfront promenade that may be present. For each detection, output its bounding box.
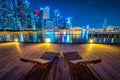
[0,43,120,80]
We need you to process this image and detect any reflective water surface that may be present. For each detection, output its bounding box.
[0,30,120,43]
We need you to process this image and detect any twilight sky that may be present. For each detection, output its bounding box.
[30,0,120,28]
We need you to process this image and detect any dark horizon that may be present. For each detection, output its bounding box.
[30,0,120,28]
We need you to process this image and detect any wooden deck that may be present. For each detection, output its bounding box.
[0,43,120,80]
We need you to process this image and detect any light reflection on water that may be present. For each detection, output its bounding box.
[0,30,120,43]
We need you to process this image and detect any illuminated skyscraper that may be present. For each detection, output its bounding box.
[43,7,50,19]
[60,17,67,29]
[44,20,54,30]
[34,10,41,30]
[66,17,73,29]
[40,8,44,30]
[39,7,50,30]
[54,10,60,29]
[0,0,17,30]
[16,0,26,30]
[23,0,32,30]
[54,10,66,29]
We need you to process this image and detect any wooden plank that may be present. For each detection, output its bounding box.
[0,43,120,80]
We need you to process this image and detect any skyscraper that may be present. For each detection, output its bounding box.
[23,0,32,30]
[43,7,50,19]
[0,0,17,30]
[60,17,67,29]
[53,10,68,29]
[54,10,60,29]
[40,8,44,30]
[40,7,50,30]
[16,0,26,30]
[34,10,41,30]
[66,17,73,29]
[44,19,54,30]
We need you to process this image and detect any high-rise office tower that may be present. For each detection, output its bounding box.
[0,0,17,30]
[40,7,50,30]
[40,8,44,30]
[34,10,41,30]
[16,0,26,30]
[44,19,54,30]
[54,10,60,29]
[61,17,67,29]
[54,10,66,29]
[43,7,50,19]
[23,0,32,30]
[66,17,73,29]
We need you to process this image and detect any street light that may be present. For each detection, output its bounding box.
[45,38,51,43]
[89,39,94,43]
[14,38,18,42]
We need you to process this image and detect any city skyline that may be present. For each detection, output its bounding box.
[30,0,120,28]
[0,1,120,80]
[0,0,73,30]
[0,0,120,30]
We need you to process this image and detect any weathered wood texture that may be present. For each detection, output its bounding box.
[0,43,120,80]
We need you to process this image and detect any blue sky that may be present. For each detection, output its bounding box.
[30,0,120,28]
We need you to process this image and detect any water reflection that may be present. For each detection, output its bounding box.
[20,33,24,42]
[0,30,120,43]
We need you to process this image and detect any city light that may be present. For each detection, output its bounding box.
[25,0,28,3]
[45,38,51,43]
[0,42,15,46]
[89,39,94,43]
[63,31,66,35]
[14,38,18,42]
